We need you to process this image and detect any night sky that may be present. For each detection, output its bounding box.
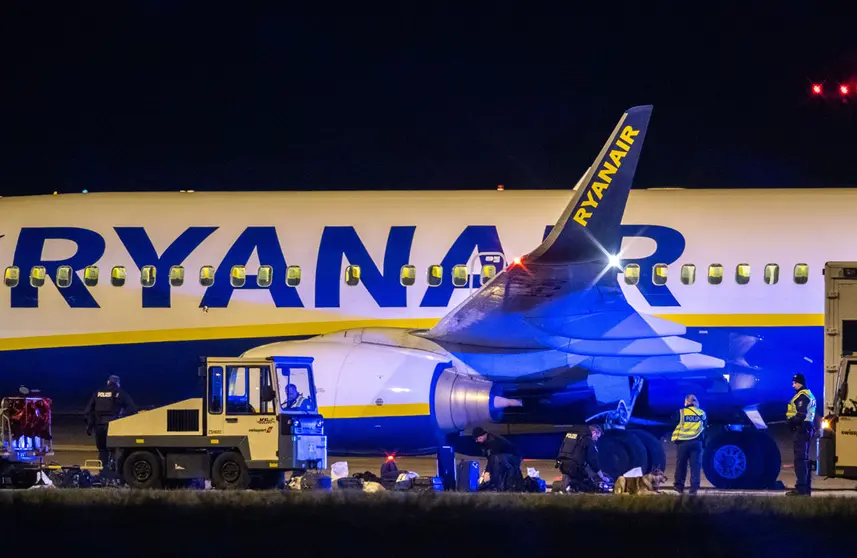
[1,4,856,196]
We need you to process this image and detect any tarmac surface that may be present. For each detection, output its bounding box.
[44,416,857,496]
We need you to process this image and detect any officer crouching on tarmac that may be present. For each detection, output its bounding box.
[786,373,816,496]
[84,374,138,471]
[472,427,524,491]
[555,424,610,493]
[671,394,707,495]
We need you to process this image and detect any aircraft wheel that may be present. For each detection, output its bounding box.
[122,451,163,489]
[212,451,250,490]
[702,431,765,489]
[629,429,667,474]
[603,429,649,475]
[750,430,781,489]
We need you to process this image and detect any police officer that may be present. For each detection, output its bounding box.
[671,394,707,495]
[472,427,523,491]
[786,373,816,496]
[84,375,138,469]
[556,423,609,492]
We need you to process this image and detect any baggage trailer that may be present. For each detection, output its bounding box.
[817,262,857,479]
[107,355,328,489]
[0,390,53,489]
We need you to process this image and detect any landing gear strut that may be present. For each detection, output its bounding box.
[583,377,664,478]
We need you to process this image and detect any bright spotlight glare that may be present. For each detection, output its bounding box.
[608,255,622,268]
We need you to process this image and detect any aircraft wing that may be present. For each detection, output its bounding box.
[416,105,725,377]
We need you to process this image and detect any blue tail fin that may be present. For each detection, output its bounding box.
[525,105,652,264]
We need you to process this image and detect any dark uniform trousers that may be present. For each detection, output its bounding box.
[674,439,703,493]
[794,423,813,495]
[95,424,110,467]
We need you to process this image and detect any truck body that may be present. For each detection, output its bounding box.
[108,355,327,489]
[817,262,857,479]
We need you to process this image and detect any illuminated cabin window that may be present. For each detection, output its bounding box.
[30,266,46,288]
[111,266,127,287]
[257,265,273,288]
[708,264,723,285]
[141,265,156,288]
[681,264,696,285]
[736,263,751,285]
[764,264,779,285]
[231,265,246,288]
[623,264,640,286]
[652,264,668,286]
[427,265,443,287]
[481,264,497,286]
[400,265,416,287]
[169,265,184,287]
[452,265,468,287]
[286,265,301,287]
[345,265,361,286]
[4,266,19,288]
[794,263,809,285]
[84,266,99,287]
[200,266,215,287]
[56,265,73,289]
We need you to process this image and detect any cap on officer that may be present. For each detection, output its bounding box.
[793,373,806,386]
[472,427,487,439]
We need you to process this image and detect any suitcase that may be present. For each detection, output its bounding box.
[456,459,480,491]
[411,476,443,492]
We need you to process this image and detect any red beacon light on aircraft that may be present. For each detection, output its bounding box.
[840,84,850,96]
[811,83,822,95]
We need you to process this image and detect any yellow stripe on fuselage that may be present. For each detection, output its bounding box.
[0,314,824,352]
[320,403,431,419]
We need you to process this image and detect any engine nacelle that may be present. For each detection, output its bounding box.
[241,328,520,455]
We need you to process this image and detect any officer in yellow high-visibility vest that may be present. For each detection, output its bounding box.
[786,373,816,496]
[671,394,707,495]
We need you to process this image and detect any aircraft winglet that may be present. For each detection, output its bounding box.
[525,105,652,265]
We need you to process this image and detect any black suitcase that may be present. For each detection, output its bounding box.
[456,459,479,491]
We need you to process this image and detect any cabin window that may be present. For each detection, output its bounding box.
[623,264,640,286]
[56,265,73,289]
[400,265,416,287]
[736,263,751,285]
[764,264,779,285]
[794,263,809,285]
[481,264,497,286]
[681,264,696,285]
[345,265,361,286]
[452,265,468,287]
[231,265,246,288]
[257,265,273,288]
[111,266,127,287]
[199,266,215,287]
[652,264,668,286]
[30,266,46,288]
[170,265,185,287]
[287,265,301,287]
[141,265,156,288]
[4,266,19,288]
[84,266,99,287]
[427,265,443,287]
[708,264,723,285]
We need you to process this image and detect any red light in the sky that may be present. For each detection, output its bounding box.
[840,84,849,96]
[812,84,822,95]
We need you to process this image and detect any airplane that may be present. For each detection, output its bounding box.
[0,105,830,489]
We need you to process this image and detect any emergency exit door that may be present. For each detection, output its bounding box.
[468,251,506,294]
